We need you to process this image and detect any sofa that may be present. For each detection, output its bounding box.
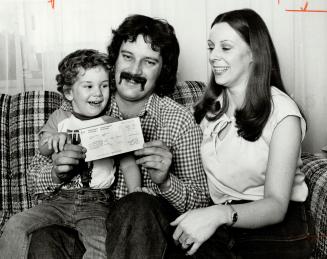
[0,81,326,258]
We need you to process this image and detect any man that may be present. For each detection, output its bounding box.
[28,14,209,259]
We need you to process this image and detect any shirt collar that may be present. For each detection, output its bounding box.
[108,93,160,120]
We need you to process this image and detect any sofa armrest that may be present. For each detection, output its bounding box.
[301,152,327,258]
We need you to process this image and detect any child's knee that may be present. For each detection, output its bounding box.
[4,213,29,233]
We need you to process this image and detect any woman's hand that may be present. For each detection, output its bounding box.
[170,205,229,256]
[134,140,172,192]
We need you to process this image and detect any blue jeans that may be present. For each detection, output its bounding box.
[0,188,113,259]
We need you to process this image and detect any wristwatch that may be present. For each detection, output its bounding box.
[228,204,238,226]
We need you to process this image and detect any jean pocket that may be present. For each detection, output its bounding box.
[96,192,114,206]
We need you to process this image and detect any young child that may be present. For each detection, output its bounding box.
[0,49,141,259]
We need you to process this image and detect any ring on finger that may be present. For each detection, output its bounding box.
[184,238,193,246]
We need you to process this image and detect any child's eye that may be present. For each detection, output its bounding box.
[102,83,109,88]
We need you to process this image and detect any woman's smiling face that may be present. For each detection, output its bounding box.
[208,22,253,89]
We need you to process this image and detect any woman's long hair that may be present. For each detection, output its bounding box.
[194,9,286,141]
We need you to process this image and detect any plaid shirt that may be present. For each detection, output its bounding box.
[28,94,210,212]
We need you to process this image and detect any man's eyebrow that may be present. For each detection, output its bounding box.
[145,57,160,63]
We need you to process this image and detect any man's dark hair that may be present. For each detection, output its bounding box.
[56,49,110,95]
[107,14,180,97]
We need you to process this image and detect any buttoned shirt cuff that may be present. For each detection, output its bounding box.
[159,174,186,213]
[37,165,60,194]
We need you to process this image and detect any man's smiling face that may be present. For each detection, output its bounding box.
[114,34,163,102]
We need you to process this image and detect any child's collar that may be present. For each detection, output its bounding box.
[72,110,106,121]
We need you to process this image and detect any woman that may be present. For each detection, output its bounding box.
[171,9,312,258]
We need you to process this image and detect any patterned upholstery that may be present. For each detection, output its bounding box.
[301,152,327,258]
[0,91,62,232]
[168,81,206,108]
[0,82,326,258]
[0,94,11,230]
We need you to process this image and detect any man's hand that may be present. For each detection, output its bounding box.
[51,143,86,183]
[134,140,172,192]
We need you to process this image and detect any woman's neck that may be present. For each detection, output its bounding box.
[225,83,247,115]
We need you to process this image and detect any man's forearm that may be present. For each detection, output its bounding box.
[159,174,209,213]
[158,175,171,192]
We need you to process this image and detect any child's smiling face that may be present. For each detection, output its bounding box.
[64,66,110,118]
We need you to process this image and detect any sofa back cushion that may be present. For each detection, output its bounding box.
[2,91,61,222]
[168,81,205,108]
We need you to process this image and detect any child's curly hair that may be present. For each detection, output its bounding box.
[56,49,110,94]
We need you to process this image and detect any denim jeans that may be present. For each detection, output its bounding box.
[28,192,179,259]
[0,188,113,259]
[106,192,181,259]
[28,225,85,259]
[106,194,313,259]
[27,193,314,259]
[192,201,314,259]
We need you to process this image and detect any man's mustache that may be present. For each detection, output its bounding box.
[119,71,147,90]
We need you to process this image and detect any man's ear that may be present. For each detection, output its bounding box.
[63,86,73,101]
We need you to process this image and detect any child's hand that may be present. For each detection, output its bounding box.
[134,187,157,196]
[47,133,69,153]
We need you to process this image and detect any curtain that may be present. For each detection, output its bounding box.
[0,1,24,94]
[0,0,326,153]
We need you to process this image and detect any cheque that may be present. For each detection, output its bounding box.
[79,117,144,162]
